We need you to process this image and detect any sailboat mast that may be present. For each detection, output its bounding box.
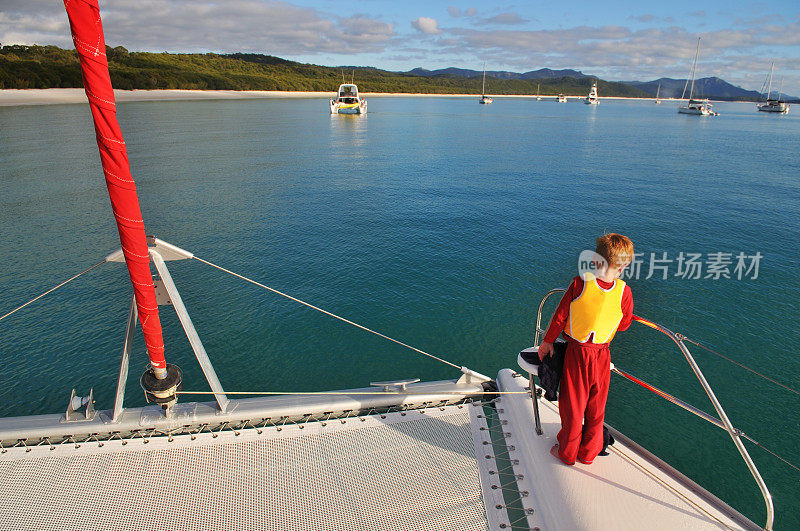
[63,0,168,379]
[482,62,486,96]
[688,37,700,101]
[766,62,774,100]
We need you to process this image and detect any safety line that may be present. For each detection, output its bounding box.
[193,255,462,370]
[177,390,530,396]
[682,337,800,398]
[613,366,800,475]
[0,259,107,322]
[633,315,799,399]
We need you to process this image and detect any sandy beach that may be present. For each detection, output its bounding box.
[0,88,671,106]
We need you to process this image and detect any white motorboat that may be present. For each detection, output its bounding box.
[556,93,568,102]
[584,81,599,104]
[678,38,718,116]
[0,3,781,530]
[757,62,789,114]
[330,83,367,114]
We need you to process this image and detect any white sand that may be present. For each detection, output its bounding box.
[0,88,674,107]
[0,89,335,106]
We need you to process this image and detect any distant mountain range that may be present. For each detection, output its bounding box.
[407,67,588,81]
[2,44,795,101]
[404,67,798,102]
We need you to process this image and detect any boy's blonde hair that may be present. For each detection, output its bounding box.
[596,233,634,267]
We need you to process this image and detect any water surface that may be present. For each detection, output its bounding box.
[1,96,798,527]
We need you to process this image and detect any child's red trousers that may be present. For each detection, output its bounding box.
[556,339,611,465]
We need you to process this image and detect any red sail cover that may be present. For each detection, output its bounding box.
[64,0,166,371]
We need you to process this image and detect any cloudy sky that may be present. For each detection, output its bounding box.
[2,0,799,92]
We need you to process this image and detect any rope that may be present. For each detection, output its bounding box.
[614,367,800,475]
[192,255,462,370]
[0,259,106,322]
[632,315,800,398]
[746,439,800,474]
[178,390,530,396]
[609,445,734,530]
[682,337,800,398]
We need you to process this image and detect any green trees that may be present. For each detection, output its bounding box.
[0,44,648,97]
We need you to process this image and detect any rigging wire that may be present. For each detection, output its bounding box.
[682,337,800,398]
[0,259,106,322]
[613,367,800,474]
[177,390,528,396]
[192,255,463,370]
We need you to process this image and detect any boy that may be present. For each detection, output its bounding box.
[538,233,634,465]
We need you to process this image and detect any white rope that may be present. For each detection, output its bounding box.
[178,390,529,396]
[193,256,462,370]
[0,259,107,322]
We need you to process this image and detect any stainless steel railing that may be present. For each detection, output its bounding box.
[533,288,773,530]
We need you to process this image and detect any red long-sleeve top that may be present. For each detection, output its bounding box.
[543,276,634,345]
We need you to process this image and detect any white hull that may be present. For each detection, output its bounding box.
[678,106,711,115]
[584,98,598,105]
[757,102,789,114]
[678,99,716,116]
[330,101,367,114]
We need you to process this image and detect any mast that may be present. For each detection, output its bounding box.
[681,37,701,101]
[482,62,487,96]
[63,0,168,379]
[689,37,700,100]
[766,62,774,100]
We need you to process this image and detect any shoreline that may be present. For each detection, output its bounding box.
[0,88,749,106]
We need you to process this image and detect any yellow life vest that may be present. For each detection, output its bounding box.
[565,273,626,344]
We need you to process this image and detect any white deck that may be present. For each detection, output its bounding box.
[496,369,756,530]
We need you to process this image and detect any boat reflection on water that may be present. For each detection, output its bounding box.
[329,108,368,154]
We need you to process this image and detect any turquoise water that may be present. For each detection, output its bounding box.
[1,96,798,527]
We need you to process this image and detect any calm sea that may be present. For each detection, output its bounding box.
[1,96,798,526]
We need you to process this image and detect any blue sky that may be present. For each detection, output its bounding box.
[2,0,799,91]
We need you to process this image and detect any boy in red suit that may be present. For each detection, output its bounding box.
[538,233,634,465]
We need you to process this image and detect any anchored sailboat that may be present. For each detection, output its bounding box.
[655,82,662,104]
[678,38,717,116]
[757,62,789,114]
[479,62,493,104]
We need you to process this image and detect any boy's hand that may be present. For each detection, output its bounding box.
[538,341,554,361]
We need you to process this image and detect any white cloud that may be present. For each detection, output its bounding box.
[411,17,442,35]
[0,0,394,55]
[477,13,528,26]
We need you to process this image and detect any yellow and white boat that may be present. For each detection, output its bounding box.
[330,83,367,114]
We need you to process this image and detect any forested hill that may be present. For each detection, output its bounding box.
[0,44,647,97]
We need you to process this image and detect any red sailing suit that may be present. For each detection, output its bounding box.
[543,276,633,464]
